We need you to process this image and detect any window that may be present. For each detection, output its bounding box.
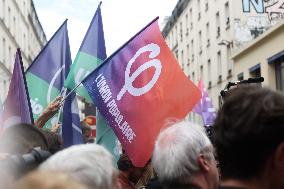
[181,50,184,66]
[185,14,189,36]
[218,95,223,108]
[175,50,178,60]
[216,12,220,38]
[206,23,210,47]
[197,0,201,20]
[227,46,232,74]
[13,16,16,36]
[237,73,244,81]
[205,0,209,11]
[249,64,261,79]
[189,8,193,30]
[276,61,284,91]
[200,65,204,79]
[2,37,5,63]
[175,25,178,44]
[0,37,2,62]
[8,7,11,29]
[191,39,194,62]
[171,32,174,47]
[23,0,26,17]
[8,46,11,70]
[168,34,171,48]
[23,34,26,50]
[249,64,261,76]
[3,80,7,94]
[198,31,202,54]
[1,0,5,20]
[217,51,222,78]
[208,59,211,81]
[187,44,190,66]
[180,22,183,42]
[225,2,230,29]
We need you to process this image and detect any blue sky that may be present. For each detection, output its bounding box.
[33,0,178,59]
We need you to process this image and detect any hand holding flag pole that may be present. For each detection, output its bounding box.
[34,95,62,129]
[56,88,67,123]
[60,82,82,104]
[51,88,67,132]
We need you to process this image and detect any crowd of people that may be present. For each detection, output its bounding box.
[0,85,284,189]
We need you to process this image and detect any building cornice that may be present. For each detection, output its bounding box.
[162,0,190,37]
[232,19,284,60]
[0,18,28,61]
[29,0,47,47]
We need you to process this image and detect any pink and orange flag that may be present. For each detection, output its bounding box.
[83,18,201,166]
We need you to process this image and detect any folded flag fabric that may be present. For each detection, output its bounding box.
[82,18,201,167]
[0,49,33,134]
[192,79,216,126]
[62,90,83,147]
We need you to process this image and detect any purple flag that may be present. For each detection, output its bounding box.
[0,49,33,134]
[193,79,216,126]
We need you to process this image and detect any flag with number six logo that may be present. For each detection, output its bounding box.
[82,18,201,167]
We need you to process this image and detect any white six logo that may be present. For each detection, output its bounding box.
[117,43,162,101]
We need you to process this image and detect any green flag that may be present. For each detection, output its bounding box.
[64,4,105,103]
[64,3,120,162]
[26,21,71,128]
[96,113,121,163]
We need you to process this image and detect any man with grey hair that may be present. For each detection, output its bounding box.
[39,144,120,189]
[152,121,219,189]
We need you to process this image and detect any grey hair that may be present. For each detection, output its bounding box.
[39,144,118,189]
[152,120,214,183]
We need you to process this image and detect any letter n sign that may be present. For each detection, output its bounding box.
[242,0,264,13]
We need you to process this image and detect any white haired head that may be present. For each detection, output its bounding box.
[39,144,118,189]
[152,120,214,184]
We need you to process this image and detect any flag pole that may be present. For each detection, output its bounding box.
[60,1,103,103]
[60,82,82,103]
[56,88,67,124]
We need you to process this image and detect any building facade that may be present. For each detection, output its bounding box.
[0,0,46,101]
[233,20,284,92]
[162,0,284,121]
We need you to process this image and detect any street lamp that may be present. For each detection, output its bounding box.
[218,39,234,79]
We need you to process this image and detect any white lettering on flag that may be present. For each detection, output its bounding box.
[117,43,162,101]
[95,74,136,143]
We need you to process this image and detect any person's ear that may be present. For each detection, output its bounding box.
[274,142,284,168]
[197,154,210,172]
